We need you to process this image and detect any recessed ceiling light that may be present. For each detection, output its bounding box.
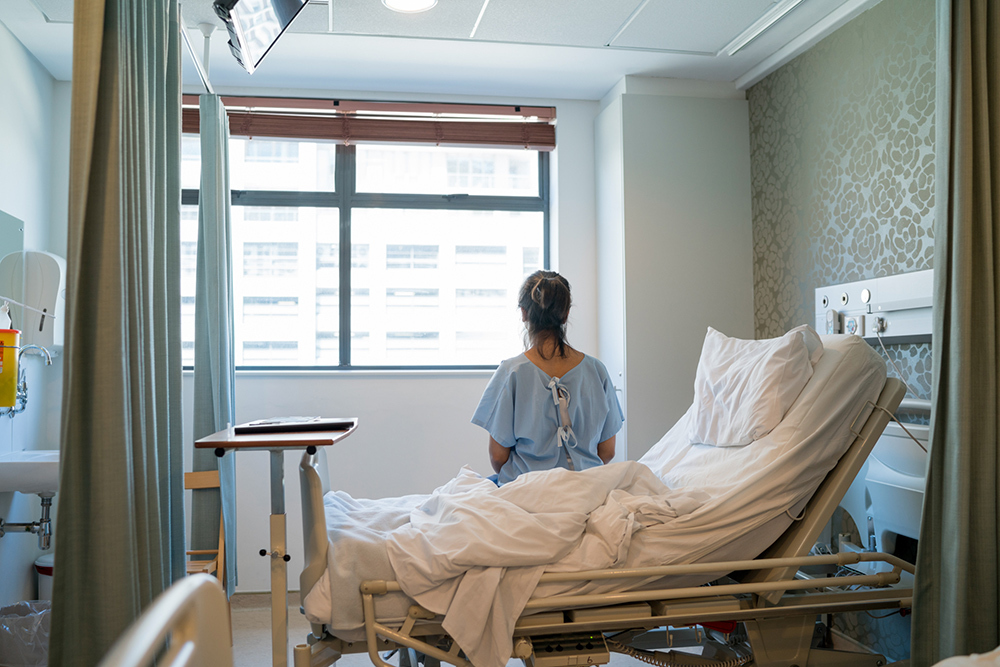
[383,0,437,13]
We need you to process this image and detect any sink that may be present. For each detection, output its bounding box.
[0,450,59,494]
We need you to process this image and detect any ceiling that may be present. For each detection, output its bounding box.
[0,0,883,101]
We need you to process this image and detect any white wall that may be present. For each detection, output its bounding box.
[596,79,755,461]
[178,91,603,592]
[621,93,755,456]
[0,21,69,606]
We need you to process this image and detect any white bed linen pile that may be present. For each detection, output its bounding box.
[303,334,887,667]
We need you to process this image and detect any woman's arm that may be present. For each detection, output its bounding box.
[489,436,510,473]
[597,435,615,464]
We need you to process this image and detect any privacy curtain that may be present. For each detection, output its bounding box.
[50,0,184,665]
[191,93,238,596]
[912,0,1000,663]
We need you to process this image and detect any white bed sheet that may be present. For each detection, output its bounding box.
[302,334,887,667]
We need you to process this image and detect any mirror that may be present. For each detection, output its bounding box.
[0,210,24,262]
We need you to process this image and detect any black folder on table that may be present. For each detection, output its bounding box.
[234,417,354,435]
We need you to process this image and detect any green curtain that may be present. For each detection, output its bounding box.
[912,0,1000,663]
[49,0,183,665]
[192,93,238,596]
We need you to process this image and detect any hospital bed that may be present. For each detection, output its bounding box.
[97,573,233,667]
[293,333,912,667]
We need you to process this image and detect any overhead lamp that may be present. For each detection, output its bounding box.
[719,0,805,56]
[383,0,437,13]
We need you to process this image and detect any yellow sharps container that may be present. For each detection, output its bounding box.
[0,329,21,408]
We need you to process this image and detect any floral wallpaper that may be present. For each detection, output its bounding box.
[748,0,936,401]
[747,0,935,660]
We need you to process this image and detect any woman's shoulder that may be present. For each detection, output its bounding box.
[493,353,534,379]
[578,354,614,380]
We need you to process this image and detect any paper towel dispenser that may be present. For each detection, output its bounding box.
[0,251,66,354]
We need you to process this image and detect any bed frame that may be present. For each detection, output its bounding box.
[294,378,909,667]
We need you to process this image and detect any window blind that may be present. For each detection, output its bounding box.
[181,96,556,151]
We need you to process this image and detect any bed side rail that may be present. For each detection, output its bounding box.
[300,450,330,612]
[738,377,907,603]
[348,552,913,667]
[359,550,913,614]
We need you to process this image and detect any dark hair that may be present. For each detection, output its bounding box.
[518,270,572,359]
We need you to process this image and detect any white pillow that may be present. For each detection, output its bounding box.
[686,325,824,447]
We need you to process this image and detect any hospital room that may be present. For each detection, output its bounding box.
[0,0,995,665]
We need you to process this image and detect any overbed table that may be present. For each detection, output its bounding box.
[196,419,359,667]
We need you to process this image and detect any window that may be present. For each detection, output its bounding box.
[179,112,549,368]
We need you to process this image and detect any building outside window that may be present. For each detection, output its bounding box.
[179,103,550,368]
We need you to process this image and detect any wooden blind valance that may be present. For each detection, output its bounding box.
[180,97,556,151]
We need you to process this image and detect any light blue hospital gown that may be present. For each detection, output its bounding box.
[472,354,624,485]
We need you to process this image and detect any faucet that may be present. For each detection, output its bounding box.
[18,345,53,366]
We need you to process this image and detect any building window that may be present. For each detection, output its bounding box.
[523,247,541,276]
[456,245,505,265]
[387,244,438,270]
[243,242,298,276]
[180,133,548,368]
[243,207,298,223]
[243,296,298,317]
[243,341,298,363]
[316,244,370,269]
[456,288,507,304]
[181,242,197,278]
[386,288,439,307]
[244,140,300,163]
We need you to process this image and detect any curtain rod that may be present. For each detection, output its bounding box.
[179,8,214,95]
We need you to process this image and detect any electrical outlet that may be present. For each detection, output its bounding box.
[872,316,887,334]
[826,309,841,334]
[844,315,864,336]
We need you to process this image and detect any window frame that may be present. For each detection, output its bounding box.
[181,142,550,371]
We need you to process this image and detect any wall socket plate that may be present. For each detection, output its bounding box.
[844,315,864,336]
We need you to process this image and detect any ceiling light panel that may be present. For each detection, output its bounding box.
[328,0,481,40]
[472,0,640,48]
[612,0,777,52]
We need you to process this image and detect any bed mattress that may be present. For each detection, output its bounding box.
[302,334,886,666]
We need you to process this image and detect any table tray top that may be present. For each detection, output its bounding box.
[195,418,358,450]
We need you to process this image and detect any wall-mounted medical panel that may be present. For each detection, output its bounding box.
[815,269,933,345]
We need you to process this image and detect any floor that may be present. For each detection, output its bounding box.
[229,593,646,667]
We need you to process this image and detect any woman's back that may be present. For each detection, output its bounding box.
[472,352,622,484]
[471,270,624,485]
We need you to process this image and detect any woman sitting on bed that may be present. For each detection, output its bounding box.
[472,270,624,485]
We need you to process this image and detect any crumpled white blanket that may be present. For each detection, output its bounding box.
[385,461,708,667]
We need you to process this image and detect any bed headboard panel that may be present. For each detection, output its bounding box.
[741,377,906,604]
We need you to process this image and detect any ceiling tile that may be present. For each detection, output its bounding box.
[473,0,641,48]
[29,0,72,23]
[614,0,778,52]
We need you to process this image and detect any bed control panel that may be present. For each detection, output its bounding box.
[528,632,610,667]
